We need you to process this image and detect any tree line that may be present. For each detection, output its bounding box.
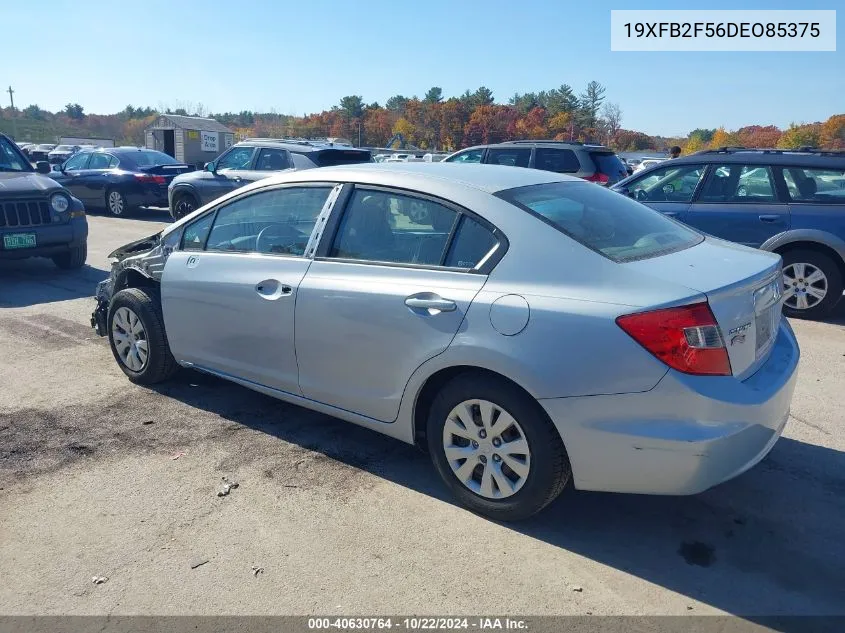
[1,84,842,153]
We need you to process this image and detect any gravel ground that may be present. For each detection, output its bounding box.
[1,211,844,616]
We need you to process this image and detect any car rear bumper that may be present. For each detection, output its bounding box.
[0,217,88,260]
[539,319,800,495]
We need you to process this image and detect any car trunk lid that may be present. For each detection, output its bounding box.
[624,237,784,378]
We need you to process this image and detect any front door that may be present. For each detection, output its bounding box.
[82,152,118,206]
[296,186,502,422]
[625,162,706,221]
[161,183,337,393]
[207,145,257,199]
[51,151,92,204]
[684,164,790,247]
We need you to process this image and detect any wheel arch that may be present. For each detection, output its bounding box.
[411,365,549,450]
[771,240,845,280]
[114,266,159,293]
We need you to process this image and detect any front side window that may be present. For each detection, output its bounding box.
[329,190,459,266]
[783,167,845,204]
[628,164,705,203]
[698,164,776,203]
[182,213,214,251]
[499,181,703,263]
[63,152,90,171]
[205,186,333,255]
[0,137,29,171]
[486,148,531,168]
[255,148,292,171]
[444,148,484,163]
[534,148,579,173]
[216,146,255,171]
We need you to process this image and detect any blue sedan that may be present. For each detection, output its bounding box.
[51,147,192,216]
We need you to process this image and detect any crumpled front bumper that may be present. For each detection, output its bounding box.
[90,277,115,337]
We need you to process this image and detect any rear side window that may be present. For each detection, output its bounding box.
[444,216,498,269]
[498,182,702,263]
[698,164,776,203]
[125,150,181,167]
[486,148,531,168]
[313,149,372,167]
[255,148,292,171]
[589,152,627,181]
[783,167,845,204]
[534,148,580,173]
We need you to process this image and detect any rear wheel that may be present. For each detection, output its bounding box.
[52,243,87,269]
[781,249,843,319]
[106,188,132,217]
[108,287,178,384]
[427,373,571,521]
[170,192,198,221]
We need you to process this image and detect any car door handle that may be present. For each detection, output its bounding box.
[404,295,457,313]
[662,211,679,217]
[255,280,292,299]
[759,214,780,222]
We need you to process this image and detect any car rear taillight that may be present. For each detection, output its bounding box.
[134,174,166,184]
[616,302,731,376]
[584,173,610,185]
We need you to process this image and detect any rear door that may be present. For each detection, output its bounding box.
[161,184,337,393]
[625,162,706,220]
[685,164,790,247]
[295,186,503,422]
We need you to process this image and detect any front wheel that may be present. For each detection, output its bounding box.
[108,287,178,384]
[781,249,843,319]
[52,243,87,269]
[170,192,198,221]
[427,373,571,521]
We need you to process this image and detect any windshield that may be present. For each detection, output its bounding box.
[120,150,181,167]
[498,181,703,262]
[0,137,32,172]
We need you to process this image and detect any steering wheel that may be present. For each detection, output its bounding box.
[635,189,649,201]
[255,224,305,254]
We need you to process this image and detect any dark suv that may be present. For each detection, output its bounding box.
[443,140,628,185]
[613,148,845,319]
[0,133,88,269]
[167,139,372,219]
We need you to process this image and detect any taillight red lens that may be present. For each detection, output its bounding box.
[584,172,610,185]
[134,174,166,184]
[616,302,731,376]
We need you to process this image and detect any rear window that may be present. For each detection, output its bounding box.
[313,149,372,167]
[120,150,181,167]
[590,152,627,182]
[497,182,703,263]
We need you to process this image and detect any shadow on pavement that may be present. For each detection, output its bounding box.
[153,371,845,618]
[84,206,172,224]
[0,259,107,308]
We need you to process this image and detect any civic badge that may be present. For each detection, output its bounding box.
[187,255,200,268]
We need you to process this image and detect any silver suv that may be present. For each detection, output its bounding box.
[443,140,628,185]
[167,139,372,220]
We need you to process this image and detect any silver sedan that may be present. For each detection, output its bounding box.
[91,164,800,521]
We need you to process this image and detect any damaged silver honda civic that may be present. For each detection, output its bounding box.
[92,163,799,521]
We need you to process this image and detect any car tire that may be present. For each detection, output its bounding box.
[108,287,178,384]
[52,243,87,270]
[170,192,198,221]
[106,188,132,217]
[427,372,571,521]
[781,249,843,320]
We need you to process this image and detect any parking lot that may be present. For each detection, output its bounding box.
[1,211,844,616]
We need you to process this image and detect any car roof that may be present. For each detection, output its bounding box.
[673,150,845,169]
[252,162,577,193]
[234,138,367,153]
[461,140,611,151]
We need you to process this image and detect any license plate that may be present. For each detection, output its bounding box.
[3,233,37,249]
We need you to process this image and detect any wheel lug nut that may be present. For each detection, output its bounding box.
[492,438,501,447]
[471,441,479,449]
[478,430,487,439]
[479,455,487,464]
[492,454,501,463]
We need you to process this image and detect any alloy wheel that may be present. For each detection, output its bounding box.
[783,262,828,311]
[108,191,125,215]
[442,399,531,499]
[174,197,196,219]
[111,307,149,371]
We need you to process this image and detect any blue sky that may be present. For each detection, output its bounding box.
[5,0,843,136]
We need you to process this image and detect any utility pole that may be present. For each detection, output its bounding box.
[7,86,18,139]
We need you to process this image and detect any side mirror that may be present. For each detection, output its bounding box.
[204,161,216,173]
[36,161,51,174]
